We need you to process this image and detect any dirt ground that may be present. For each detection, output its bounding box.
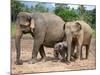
[11,38,96,74]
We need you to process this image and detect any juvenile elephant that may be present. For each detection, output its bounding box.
[54,41,68,62]
[15,12,65,65]
[64,21,92,62]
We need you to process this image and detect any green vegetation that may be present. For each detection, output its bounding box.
[11,0,25,22]
[33,3,48,12]
[92,29,96,38]
[54,4,96,29]
[55,5,79,21]
[78,5,96,29]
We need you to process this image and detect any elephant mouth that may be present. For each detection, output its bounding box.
[22,31,30,34]
[22,28,31,34]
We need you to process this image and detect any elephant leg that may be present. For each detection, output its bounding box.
[86,45,89,59]
[60,51,66,62]
[86,37,91,59]
[67,47,71,63]
[30,31,45,64]
[76,41,83,60]
[80,46,83,60]
[29,39,42,64]
[71,44,77,61]
[76,45,80,60]
[71,43,75,56]
[66,33,72,63]
[31,30,46,61]
[54,50,59,60]
[70,42,76,61]
[76,34,83,60]
[39,45,46,61]
[15,26,23,65]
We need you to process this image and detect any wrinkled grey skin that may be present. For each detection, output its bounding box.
[15,12,65,65]
[64,21,92,62]
[54,41,68,62]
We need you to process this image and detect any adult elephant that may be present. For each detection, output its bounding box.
[64,21,92,62]
[15,12,66,65]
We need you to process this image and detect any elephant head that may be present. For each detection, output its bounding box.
[16,12,35,34]
[64,21,82,62]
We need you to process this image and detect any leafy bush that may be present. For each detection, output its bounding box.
[55,6,79,22]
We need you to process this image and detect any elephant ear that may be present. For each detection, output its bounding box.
[30,19,35,29]
[74,21,82,31]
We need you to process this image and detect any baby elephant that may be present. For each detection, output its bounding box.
[54,42,68,62]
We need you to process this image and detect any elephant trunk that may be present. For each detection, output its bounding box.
[66,32,72,62]
[15,25,23,64]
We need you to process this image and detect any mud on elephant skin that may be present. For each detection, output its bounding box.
[64,20,92,62]
[15,12,66,65]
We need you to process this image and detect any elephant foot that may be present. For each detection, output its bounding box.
[85,56,88,59]
[53,58,59,62]
[66,60,71,64]
[53,57,59,62]
[53,60,58,62]
[80,58,84,60]
[40,57,46,62]
[80,57,87,60]
[65,61,71,65]
[60,59,66,62]
[73,53,78,59]
[28,59,37,64]
[70,56,76,62]
[16,60,23,65]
